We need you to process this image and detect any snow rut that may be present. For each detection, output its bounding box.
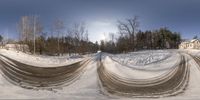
[0,52,190,98]
[191,56,200,71]
[0,54,90,89]
[97,55,189,97]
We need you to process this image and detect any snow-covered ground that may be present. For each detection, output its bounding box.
[109,50,180,71]
[110,50,172,66]
[181,49,200,56]
[0,59,105,99]
[157,53,200,100]
[0,49,84,67]
[102,56,176,79]
[0,49,200,99]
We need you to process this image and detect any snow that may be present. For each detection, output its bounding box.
[0,49,200,99]
[102,56,176,79]
[110,50,171,66]
[0,57,106,99]
[0,49,84,67]
[109,50,180,71]
[142,53,200,100]
[182,49,200,56]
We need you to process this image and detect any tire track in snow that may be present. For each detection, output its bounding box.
[97,54,189,98]
[190,55,200,71]
[0,54,91,89]
[0,52,190,99]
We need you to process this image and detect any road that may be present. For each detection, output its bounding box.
[0,52,194,98]
[97,53,189,97]
[0,54,91,89]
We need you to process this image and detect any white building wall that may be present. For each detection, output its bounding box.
[179,39,200,50]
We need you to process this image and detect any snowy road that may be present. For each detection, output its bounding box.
[190,55,200,71]
[0,54,91,89]
[0,50,200,99]
[98,53,189,97]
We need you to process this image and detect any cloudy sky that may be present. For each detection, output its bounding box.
[0,0,200,42]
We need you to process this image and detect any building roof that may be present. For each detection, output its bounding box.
[190,39,199,43]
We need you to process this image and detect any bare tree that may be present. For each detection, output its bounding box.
[18,16,32,52]
[0,35,3,48]
[33,15,43,54]
[117,16,139,51]
[109,33,115,43]
[53,18,65,55]
[18,16,30,43]
[73,22,86,41]
[84,31,89,42]
[68,22,88,54]
[18,15,43,53]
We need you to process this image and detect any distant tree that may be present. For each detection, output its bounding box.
[117,16,139,51]
[53,18,65,55]
[193,35,198,39]
[116,36,129,53]
[95,41,99,50]
[109,33,115,43]
[111,27,182,53]
[36,32,46,54]
[18,15,43,53]
[33,16,43,54]
[18,16,31,46]
[0,35,3,46]
[46,36,58,55]
[100,40,105,51]
[68,22,88,54]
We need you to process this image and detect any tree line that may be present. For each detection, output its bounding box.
[2,16,182,55]
[100,16,182,53]
[16,16,98,55]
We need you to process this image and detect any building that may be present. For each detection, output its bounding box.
[179,39,200,49]
[179,42,189,49]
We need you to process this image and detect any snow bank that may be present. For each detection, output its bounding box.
[182,49,200,56]
[110,50,171,66]
[102,56,174,79]
[0,49,84,67]
[109,50,180,70]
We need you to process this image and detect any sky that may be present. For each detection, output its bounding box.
[0,0,200,42]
